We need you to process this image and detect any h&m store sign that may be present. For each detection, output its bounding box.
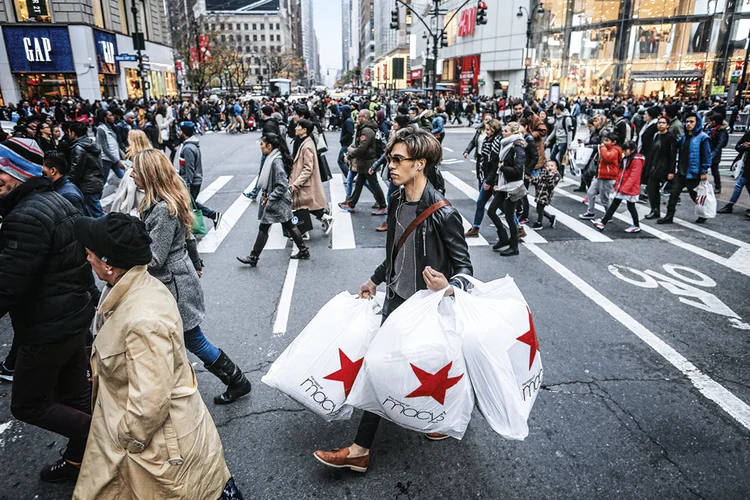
[3,26,119,74]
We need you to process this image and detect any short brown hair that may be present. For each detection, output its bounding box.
[486,119,503,135]
[386,128,443,171]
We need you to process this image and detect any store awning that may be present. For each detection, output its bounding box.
[630,70,705,82]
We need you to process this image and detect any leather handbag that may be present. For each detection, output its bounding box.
[318,153,333,182]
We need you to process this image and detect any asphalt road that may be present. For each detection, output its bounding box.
[1,126,749,499]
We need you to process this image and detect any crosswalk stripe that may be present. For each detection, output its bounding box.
[527,195,612,242]
[197,177,257,254]
[273,255,298,335]
[266,223,289,250]
[329,173,356,249]
[553,186,750,278]
[196,175,233,204]
[443,146,454,153]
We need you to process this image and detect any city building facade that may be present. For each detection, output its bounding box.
[359,0,375,79]
[0,0,176,103]
[528,0,750,99]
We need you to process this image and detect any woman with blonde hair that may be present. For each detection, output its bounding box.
[131,149,252,404]
[109,129,151,216]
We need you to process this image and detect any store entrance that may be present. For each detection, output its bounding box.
[16,74,79,101]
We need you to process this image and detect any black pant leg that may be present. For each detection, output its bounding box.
[366,170,387,208]
[486,192,507,242]
[348,171,369,208]
[666,174,687,215]
[601,198,623,224]
[503,196,518,248]
[252,223,271,256]
[646,177,661,211]
[626,202,640,226]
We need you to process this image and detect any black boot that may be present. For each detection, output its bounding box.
[644,210,660,220]
[237,252,259,267]
[717,204,733,214]
[500,246,520,256]
[40,458,80,483]
[205,350,252,404]
[290,246,310,259]
[656,213,674,224]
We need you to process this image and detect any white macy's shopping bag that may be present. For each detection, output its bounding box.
[262,292,380,421]
[347,289,474,439]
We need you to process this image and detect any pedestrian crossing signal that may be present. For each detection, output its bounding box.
[390,9,399,30]
[476,1,488,25]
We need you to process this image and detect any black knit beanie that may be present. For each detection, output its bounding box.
[74,213,152,270]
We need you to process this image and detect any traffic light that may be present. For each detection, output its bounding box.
[440,31,448,47]
[390,8,399,29]
[476,1,488,25]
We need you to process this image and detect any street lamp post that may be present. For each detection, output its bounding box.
[131,0,148,101]
[517,2,545,104]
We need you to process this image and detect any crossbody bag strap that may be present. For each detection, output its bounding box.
[395,200,451,255]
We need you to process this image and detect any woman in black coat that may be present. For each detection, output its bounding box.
[644,115,677,219]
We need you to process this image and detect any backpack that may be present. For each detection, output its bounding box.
[374,128,387,158]
[617,118,634,142]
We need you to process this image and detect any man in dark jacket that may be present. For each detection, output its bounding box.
[0,138,93,482]
[68,121,104,217]
[179,122,222,228]
[42,151,86,215]
[658,112,710,224]
[314,129,473,472]
[338,104,354,179]
[338,110,387,213]
[705,112,728,194]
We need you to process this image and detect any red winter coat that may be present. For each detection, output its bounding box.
[614,153,645,197]
[597,143,622,180]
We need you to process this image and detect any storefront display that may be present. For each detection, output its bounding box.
[94,29,120,98]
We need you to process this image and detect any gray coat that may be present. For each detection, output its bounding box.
[144,201,205,331]
[258,156,293,224]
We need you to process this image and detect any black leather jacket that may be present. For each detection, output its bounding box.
[69,136,104,195]
[371,182,473,300]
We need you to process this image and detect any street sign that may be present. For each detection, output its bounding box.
[142,55,149,62]
[115,54,137,62]
[142,63,151,70]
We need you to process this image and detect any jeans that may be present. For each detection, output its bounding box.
[349,169,386,209]
[189,185,216,220]
[551,143,568,177]
[337,146,349,177]
[354,294,406,449]
[11,333,91,462]
[472,180,494,227]
[84,192,105,218]
[487,192,519,249]
[666,173,700,216]
[184,325,221,366]
[248,154,268,197]
[729,175,749,204]
[102,160,125,184]
[587,178,615,213]
[711,159,722,190]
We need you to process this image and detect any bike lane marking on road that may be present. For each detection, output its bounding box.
[329,173,356,250]
[553,186,750,278]
[273,256,299,335]
[196,175,233,204]
[524,242,750,432]
[443,172,548,244]
[198,177,257,254]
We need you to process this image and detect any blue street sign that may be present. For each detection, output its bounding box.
[115,54,137,62]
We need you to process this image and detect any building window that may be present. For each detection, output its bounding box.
[253,34,258,41]
[244,23,248,30]
[220,23,225,30]
[229,34,234,41]
[245,35,250,41]
[253,23,257,30]
[263,67,268,74]
[94,0,106,28]
[118,0,129,33]
[236,23,241,29]
[14,0,52,22]
[221,35,226,42]
[261,46,266,52]
[261,34,265,41]
[246,46,250,52]
[138,0,149,40]
[211,24,216,30]
[276,23,280,30]
[228,23,232,30]
[260,23,264,29]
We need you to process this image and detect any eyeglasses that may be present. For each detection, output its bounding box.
[387,155,415,166]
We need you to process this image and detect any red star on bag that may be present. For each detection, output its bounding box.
[323,349,364,397]
[405,362,463,405]
[516,307,540,369]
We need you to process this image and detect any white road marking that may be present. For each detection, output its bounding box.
[458,215,488,247]
[196,175,233,204]
[273,257,299,334]
[524,242,750,432]
[266,225,289,250]
[553,187,750,278]
[197,177,257,253]
[329,173,356,250]
[442,158,464,165]
[526,195,612,242]
[443,146,454,152]
[0,421,11,435]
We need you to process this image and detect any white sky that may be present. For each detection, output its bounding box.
[313,0,343,86]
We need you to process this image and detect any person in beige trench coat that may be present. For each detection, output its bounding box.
[290,119,333,233]
[71,213,243,500]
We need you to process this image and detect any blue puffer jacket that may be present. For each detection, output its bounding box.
[677,114,711,179]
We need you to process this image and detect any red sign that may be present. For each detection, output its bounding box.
[175,60,183,71]
[457,54,480,96]
[189,47,199,69]
[365,69,371,82]
[457,6,477,37]
[411,68,423,80]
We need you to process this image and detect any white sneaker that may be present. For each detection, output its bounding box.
[321,214,334,235]
[625,226,641,233]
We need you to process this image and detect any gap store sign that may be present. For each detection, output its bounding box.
[3,26,74,73]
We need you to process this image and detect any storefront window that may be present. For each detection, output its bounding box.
[16,73,79,100]
[633,0,727,19]
[99,74,118,98]
[126,68,143,98]
[572,0,622,24]
[165,72,177,96]
[149,70,165,97]
[14,0,52,22]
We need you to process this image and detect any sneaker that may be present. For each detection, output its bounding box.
[371,207,388,216]
[519,218,529,225]
[40,458,80,483]
[243,192,257,200]
[321,214,334,235]
[717,204,733,214]
[532,221,543,229]
[656,216,673,224]
[376,221,388,232]
[582,197,589,204]
[578,212,596,220]
[517,226,527,239]
[0,361,13,382]
[213,211,223,229]
[500,247,520,257]
[425,433,450,441]
[625,225,641,233]
[338,202,355,213]
[313,448,369,473]
[464,226,480,238]
[591,219,605,231]
[549,215,557,228]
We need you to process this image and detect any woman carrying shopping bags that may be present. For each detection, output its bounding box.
[72,212,243,500]
[130,149,252,405]
[237,133,310,266]
[313,128,473,473]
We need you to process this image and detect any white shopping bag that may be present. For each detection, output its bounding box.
[453,286,542,441]
[262,292,380,421]
[574,146,594,173]
[347,289,474,439]
[695,180,717,219]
